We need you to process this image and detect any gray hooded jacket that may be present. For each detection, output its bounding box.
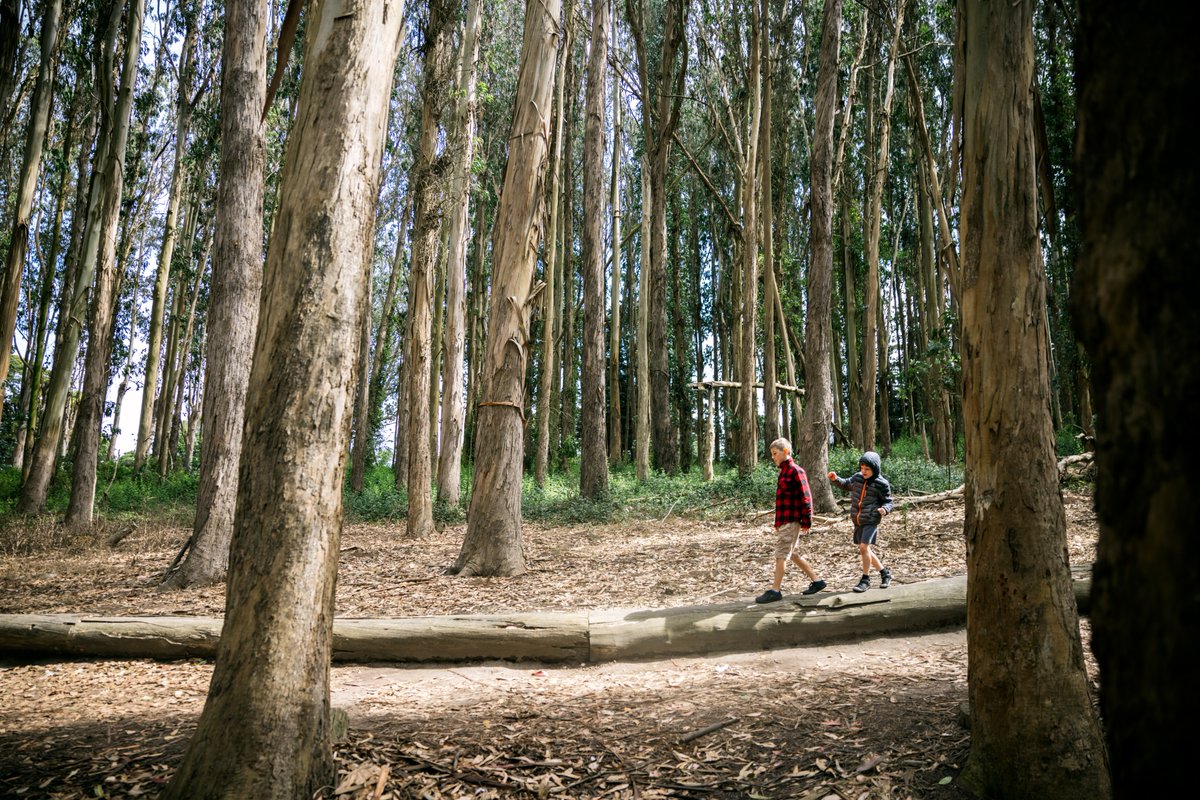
[831,451,894,527]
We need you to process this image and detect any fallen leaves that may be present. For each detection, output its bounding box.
[0,495,1100,798]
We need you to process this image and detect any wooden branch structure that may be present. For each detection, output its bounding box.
[689,379,805,395]
[0,568,1092,664]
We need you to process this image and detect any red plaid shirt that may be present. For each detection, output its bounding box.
[775,457,813,528]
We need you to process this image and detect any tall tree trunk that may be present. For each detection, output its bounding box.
[761,7,779,453]
[163,242,207,476]
[634,162,651,480]
[860,0,905,451]
[65,0,145,525]
[0,0,62,428]
[736,0,762,477]
[19,1,126,515]
[160,1,404,794]
[534,1,571,486]
[671,196,690,472]
[957,0,1110,796]
[1074,1,1194,793]
[348,281,373,492]
[840,191,862,445]
[628,0,687,475]
[165,0,265,583]
[795,0,840,515]
[454,0,560,577]
[435,0,482,508]
[463,194,487,458]
[427,227,447,460]
[558,68,578,468]
[579,0,610,499]
[405,0,455,539]
[135,22,199,472]
[15,85,78,469]
[607,57,623,465]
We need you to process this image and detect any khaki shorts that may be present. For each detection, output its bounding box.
[773,521,805,560]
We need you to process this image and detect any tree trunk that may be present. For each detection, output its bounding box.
[135,25,198,473]
[760,12,778,453]
[628,0,687,476]
[455,0,560,577]
[16,85,78,469]
[635,162,651,480]
[405,0,455,539]
[672,195,691,472]
[860,2,904,451]
[0,0,62,429]
[534,0,570,487]
[957,1,1110,796]
[163,229,207,476]
[463,194,488,458]
[607,63,623,465]
[18,1,125,515]
[160,0,404,793]
[435,0,482,508]
[348,280,373,492]
[1074,1,1195,793]
[161,0,265,587]
[736,0,762,477]
[840,191,862,445]
[795,0,841,515]
[579,0,610,499]
[65,0,145,526]
[557,35,579,468]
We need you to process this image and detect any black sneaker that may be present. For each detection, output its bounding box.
[880,568,893,589]
[801,580,827,595]
[756,589,783,604]
[852,575,871,593]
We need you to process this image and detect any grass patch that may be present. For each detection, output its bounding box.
[0,438,984,532]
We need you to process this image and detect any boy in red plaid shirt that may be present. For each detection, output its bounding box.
[756,438,826,603]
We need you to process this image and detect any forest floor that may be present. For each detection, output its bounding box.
[0,491,1101,799]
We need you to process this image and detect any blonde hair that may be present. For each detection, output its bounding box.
[769,437,792,454]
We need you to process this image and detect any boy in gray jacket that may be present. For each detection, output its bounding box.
[828,451,894,592]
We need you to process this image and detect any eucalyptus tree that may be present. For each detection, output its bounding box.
[13,77,81,470]
[607,46,623,465]
[1075,0,1195,794]
[133,3,203,472]
[534,0,570,488]
[0,0,64,431]
[737,0,763,475]
[956,0,1110,795]
[21,0,145,515]
[160,0,406,792]
[436,0,484,508]
[795,0,841,514]
[634,161,650,479]
[859,0,905,451]
[405,0,456,539]
[626,0,687,474]
[454,0,560,577]
[578,0,610,499]
[160,0,266,587]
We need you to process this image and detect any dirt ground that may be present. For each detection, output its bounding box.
[0,492,1101,799]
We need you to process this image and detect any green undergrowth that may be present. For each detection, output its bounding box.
[0,439,970,530]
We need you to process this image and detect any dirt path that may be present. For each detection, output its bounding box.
[0,494,1098,797]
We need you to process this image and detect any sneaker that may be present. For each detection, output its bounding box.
[880,568,893,589]
[852,575,871,593]
[755,589,783,604]
[801,580,827,595]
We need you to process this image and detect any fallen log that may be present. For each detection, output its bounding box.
[0,568,1092,664]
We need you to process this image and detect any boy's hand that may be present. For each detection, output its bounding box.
[827,471,837,481]
[801,526,810,535]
